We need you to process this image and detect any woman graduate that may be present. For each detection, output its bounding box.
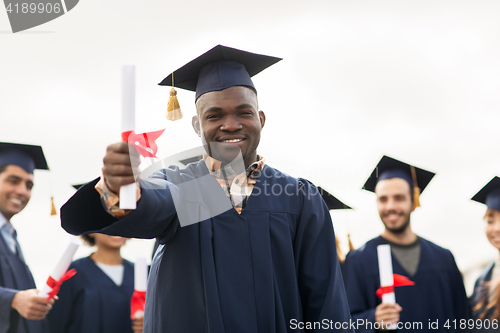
[47,232,142,333]
[470,176,500,331]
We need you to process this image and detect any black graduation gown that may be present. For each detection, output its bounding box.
[60,162,353,333]
[470,262,499,332]
[47,256,134,333]
[0,234,48,333]
[342,236,470,332]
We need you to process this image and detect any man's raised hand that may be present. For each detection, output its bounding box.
[102,142,141,193]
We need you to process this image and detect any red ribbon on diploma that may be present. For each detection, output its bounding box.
[376,274,415,299]
[46,268,77,301]
[122,129,165,158]
[131,290,147,319]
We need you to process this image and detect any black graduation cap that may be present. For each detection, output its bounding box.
[471,176,500,211]
[159,45,282,101]
[72,184,84,190]
[317,186,352,210]
[0,142,48,173]
[362,155,435,193]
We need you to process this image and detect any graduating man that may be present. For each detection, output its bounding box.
[0,143,54,333]
[342,155,469,332]
[60,45,353,332]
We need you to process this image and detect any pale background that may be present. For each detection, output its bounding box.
[1,0,499,294]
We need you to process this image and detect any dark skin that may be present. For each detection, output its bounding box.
[193,86,265,170]
[103,86,265,193]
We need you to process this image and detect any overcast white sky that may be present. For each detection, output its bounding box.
[1,0,500,293]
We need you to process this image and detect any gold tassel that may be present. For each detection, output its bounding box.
[348,233,355,251]
[413,186,421,210]
[50,196,57,216]
[335,236,345,264]
[167,88,183,120]
[167,71,182,121]
[410,165,421,210]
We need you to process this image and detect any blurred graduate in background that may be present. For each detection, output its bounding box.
[48,185,142,333]
[470,177,500,331]
[0,143,54,333]
[342,155,470,332]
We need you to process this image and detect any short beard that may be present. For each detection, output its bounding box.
[383,215,411,234]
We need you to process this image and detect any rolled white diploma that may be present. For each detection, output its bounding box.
[120,65,137,210]
[132,255,148,318]
[38,237,81,298]
[377,244,397,330]
[134,255,148,292]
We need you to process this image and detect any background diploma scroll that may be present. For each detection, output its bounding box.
[120,65,137,210]
[38,237,81,299]
[131,255,148,319]
[377,244,398,330]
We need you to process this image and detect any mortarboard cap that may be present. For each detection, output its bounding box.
[0,142,48,174]
[362,155,435,209]
[159,45,282,101]
[471,176,500,211]
[317,186,352,210]
[72,184,84,190]
[362,155,435,193]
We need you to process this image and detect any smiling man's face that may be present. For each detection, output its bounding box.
[375,177,414,234]
[193,86,266,168]
[0,165,33,221]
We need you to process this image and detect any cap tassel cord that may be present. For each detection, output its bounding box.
[50,196,57,216]
[347,234,355,251]
[410,165,421,209]
[166,72,183,121]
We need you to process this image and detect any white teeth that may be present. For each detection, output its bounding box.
[10,199,22,205]
[223,139,242,143]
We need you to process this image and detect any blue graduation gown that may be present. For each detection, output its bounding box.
[61,162,353,332]
[0,234,48,333]
[342,236,469,332]
[47,256,134,333]
[470,262,498,332]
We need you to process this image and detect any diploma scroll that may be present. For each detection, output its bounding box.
[131,255,148,319]
[377,244,397,330]
[38,237,81,299]
[120,65,137,210]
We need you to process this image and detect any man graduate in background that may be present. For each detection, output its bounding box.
[0,143,53,333]
[342,156,469,332]
[60,45,353,332]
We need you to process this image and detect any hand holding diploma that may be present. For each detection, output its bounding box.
[103,65,164,205]
[376,245,415,330]
[11,289,55,321]
[38,237,81,301]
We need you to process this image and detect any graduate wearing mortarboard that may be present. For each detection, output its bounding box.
[470,177,500,331]
[60,45,353,332]
[0,143,53,333]
[47,185,142,333]
[342,156,469,332]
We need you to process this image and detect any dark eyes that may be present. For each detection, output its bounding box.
[6,178,32,190]
[205,115,220,120]
[205,111,253,120]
